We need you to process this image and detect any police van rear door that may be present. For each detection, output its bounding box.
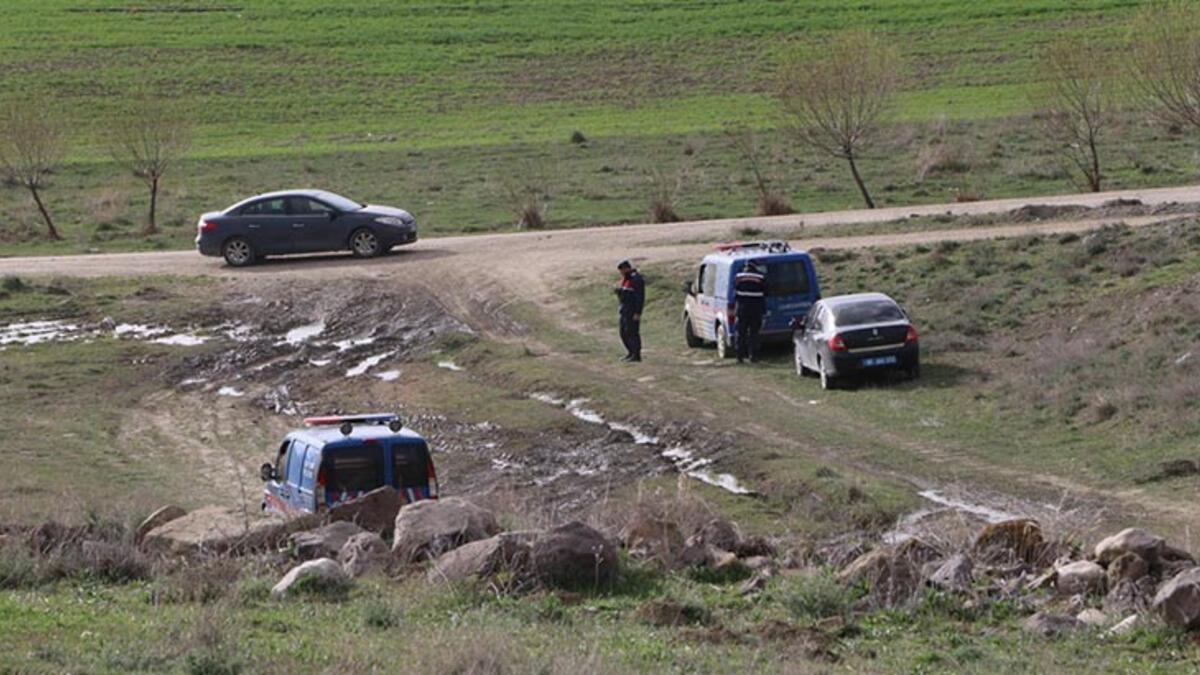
[389,440,434,503]
[763,256,817,333]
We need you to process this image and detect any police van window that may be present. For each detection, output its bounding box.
[286,444,307,486]
[275,440,290,478]
[324,446,384,493]
[702,263,717,296]
[766,262,811,296]
[392,444,430,488]
[695,266,705,294]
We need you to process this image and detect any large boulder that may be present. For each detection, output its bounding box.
[1055,560,1106,596]
[270,558,349,599]
[339,532,390,578]
[1094,528,1165,566]
[1104,577,1155,615]
[427,532,537,585]
[1075,608,1109,629]
[622,513,684,567]
[134,505,186,543]
[1106,551,1149,587]
[1022,611,1083,637]
[530,521,618,588]
[392,497,500,562]
[839,547,919,606]
[1152,567,1200,630]
[926,554,974,592]
[697,519,741,552]
[973,519,1045,565]
[290,521,367,561]
[328,486,404,534]
[142,507,318,555]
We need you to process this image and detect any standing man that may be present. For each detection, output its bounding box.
[615,259,645,362]
[734,260,767,363]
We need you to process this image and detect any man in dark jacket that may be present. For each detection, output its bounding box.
[615,259,645,362]
[734,260,767,363]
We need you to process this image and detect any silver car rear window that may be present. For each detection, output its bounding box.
[832,300,904,325]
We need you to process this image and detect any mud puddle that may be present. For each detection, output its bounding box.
[882,487,1090,545]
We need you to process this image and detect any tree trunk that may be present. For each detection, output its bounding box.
[29,186,60,240]
[1087,134,1101,193]
[846,154,875,209]
[144,175,159,235]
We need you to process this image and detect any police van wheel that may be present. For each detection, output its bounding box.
[716,324,732,359]
[684,315,703,348]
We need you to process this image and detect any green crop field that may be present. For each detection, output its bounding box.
[3,0,1193,253]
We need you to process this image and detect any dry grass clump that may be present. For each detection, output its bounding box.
[1,518,152,588]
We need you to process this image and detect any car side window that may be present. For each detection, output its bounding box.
[288,197,335,215]
[275,440,290,479]
[701,263,717,296]
[241,198,287,216]
[286,443,307,486]
[695,265,705,295]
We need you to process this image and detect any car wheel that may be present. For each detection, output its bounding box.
[819,358,836,390]
[684,315,703,348]
[715,323,732,359]
[350,228,381,258]
[222,237,255,267]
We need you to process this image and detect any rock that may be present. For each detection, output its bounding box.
[290,521,366,560]
[734,535,777,559]
[1160,545,1198,579]
[328,486,403,533]
[141,505,320,556]
[679,541,712,568]
[1022,611,1083,637]
[839,547,919,606]
[973,519,1045,565]
[926,554,974,592]
[1075,608,1109,629]
[710,548,740,571]
[428,532,536,585]
[1056,560,1106,596]
[1106,552,1149,586]
[1094,528,1165,566]
[698,519,741,552]
[739,573,771,597]
[895,538,941,566]
[339,532,390,578]
[1152,566,1200,630]
[622,513,684,567]
[134,505,186,543]
[821,541,869,570]
[743,556,777,575]
[635,599,711,627]
[529,521,618,588]
[392,497,500,562]
[1104,578,1154,615]
[1103,614,1141,638]
[270,558,348,599]
[603,428,636,444]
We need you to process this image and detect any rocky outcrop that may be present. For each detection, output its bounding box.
[134,505,186,543]
[290,521,366,561]
[839,547,919,606]
[973,519,1045,565]
[697,519,741,553]
[1094,528,1165,566]
[142,507,305,555]
[270,558,349,599]
[530,521,618,588]
[1055,560,1106,596]
[1152,567,1200,630]
[339,532,390,578]
[427,531,537,585]
[328,486,403,534]
[622,513,684,567]
[926,554,974,592]
[392,497,500,562]
[1106,551,1149,586]
[1022,611,1082,637]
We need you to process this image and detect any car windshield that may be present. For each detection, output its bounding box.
[315,191,363,212]
[832,300,905,326]
[764,261,810,296]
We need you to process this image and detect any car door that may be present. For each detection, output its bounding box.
[700,262,722,340]
[238,197,293,254]
[287,196,344,253]
[297,444,321,511]
[277,441,304,510]
[802,304,825,369]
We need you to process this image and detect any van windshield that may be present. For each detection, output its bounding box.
[764,261,810,296]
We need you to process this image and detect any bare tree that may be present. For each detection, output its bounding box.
[725,124,794,216]
[1127,0,1200,131]
[108,100,192,234]
[1033,37,1112,193]
[0,102,66,240]
[644,149,701,224]
[497,157,553,229]
[777,29,901,209]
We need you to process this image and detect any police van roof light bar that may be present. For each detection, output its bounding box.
[715,240,791,254]
[303,413,399,428]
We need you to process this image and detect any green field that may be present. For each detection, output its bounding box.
[4,0,1197,253]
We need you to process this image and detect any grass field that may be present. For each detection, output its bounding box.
[4,0,1198,253]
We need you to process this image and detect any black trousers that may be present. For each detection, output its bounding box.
[736,304,764,361]
[619,313,641,359]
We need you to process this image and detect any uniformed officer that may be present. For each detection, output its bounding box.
[734,260,767,363]
[615,259,645,362]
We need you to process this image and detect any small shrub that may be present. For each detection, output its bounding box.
[362,598,400,629]
[185,651,242,675]
[648,199,680,224]
[569,130,587,145]
[756,193,794,216]
[1,276,26,293]
[781,572,855,621]
[0,540,37,589]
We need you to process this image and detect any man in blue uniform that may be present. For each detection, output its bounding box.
[615,259,645,362]
[734,260,767,363]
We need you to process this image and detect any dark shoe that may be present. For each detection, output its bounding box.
[737,357,744,364]
[621,355,633,362]
[629,355,641,362]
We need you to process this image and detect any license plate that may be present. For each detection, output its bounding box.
[862,355,898,367]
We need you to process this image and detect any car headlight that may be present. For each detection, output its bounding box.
[374,216,412,227]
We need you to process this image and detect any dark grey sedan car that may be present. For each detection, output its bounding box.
[195,189,417,267]
[793,292,920,390]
